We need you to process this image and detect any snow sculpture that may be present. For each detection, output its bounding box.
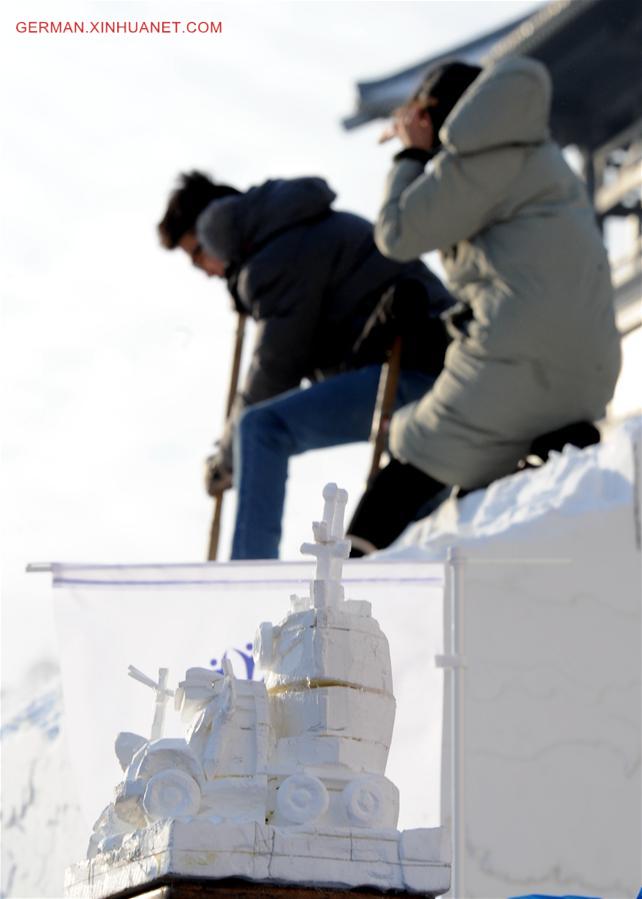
[65,484,450,898]
[258,484,398,830]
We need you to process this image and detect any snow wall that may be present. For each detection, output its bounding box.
[379,416,642,898]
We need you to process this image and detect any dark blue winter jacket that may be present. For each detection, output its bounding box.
[196,177,452,464]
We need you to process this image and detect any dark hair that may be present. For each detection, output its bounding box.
[413,61,482,146]
[158,171,241,249]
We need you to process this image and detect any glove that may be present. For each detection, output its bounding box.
[204,452,233,498]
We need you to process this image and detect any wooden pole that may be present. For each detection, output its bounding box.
[207,313,247,561]
[367,335,402,485]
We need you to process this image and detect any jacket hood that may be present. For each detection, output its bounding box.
[440,57,552,154]
[196,177,336,264]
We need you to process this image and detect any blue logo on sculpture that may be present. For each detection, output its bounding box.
[210,642,259,680]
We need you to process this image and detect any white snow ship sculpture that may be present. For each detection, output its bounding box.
[65,484,451,897]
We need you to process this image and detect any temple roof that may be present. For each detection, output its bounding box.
[342,0,642,151]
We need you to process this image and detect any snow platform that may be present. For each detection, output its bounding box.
[64,820,450,898]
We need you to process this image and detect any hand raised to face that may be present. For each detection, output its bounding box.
[393,101,435,151]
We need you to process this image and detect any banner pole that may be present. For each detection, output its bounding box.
[445,546,466,898]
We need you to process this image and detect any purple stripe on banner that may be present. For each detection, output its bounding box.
[53,576,443,588]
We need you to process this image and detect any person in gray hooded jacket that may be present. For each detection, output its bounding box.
[158,171,453,558]
[347,57,621,552]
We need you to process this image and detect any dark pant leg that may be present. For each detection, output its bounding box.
[347,458,445,554]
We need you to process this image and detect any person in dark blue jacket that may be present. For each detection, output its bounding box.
[158,171,453,558]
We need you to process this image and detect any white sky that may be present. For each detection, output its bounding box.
[1,1,548,689]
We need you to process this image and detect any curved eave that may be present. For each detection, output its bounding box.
[342,15,530,130]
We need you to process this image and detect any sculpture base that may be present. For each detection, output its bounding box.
[65,820,450,898]
[71,877,444,898]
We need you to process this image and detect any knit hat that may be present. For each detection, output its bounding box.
[413,61,482,147]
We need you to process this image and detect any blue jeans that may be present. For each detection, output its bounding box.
[231,366,435,559]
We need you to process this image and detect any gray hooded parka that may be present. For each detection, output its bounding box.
[376,57,621,489]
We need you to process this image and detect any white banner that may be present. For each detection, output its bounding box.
[52,559,444,833]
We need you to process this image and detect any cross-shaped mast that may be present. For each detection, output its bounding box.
[128,665,174,741]
[300,483,350,608]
